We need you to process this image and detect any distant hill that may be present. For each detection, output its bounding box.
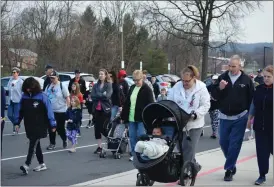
[210,42,273,53]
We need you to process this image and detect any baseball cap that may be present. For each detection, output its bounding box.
[212,75,218,80]
[49,70,59,78]
[75,69,81,74]
[257,69,262,73]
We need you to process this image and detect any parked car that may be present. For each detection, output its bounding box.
[1,76,44,106]
[40,72,95,91]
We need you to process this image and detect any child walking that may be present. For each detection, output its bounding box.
[65,96,82,153]
[70,82,84,137]
[84,82,94,128]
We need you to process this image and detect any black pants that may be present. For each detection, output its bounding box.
[94,110,110,139]
[25,138,44,166]
[48,112,67,145]
[255,130,273,177]
[1,120,5,155]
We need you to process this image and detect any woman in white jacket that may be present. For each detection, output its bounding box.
[167,65,210,174]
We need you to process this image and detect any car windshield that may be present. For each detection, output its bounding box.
[160,76,173,82]
[82,75,95,82]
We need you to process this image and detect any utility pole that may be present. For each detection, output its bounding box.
[120,18,124,69]
[263,46,271,67]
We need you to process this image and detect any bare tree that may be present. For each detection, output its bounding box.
[144,0,260,80]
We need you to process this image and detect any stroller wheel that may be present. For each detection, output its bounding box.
[180,161,196,186]
[136,173,154,186]
[99,151,106,158]
[114,153,121,159]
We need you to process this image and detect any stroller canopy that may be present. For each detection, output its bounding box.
[142,100,190,131]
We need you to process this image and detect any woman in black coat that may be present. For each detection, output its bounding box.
[247,65,273,185]
[109,71,122,121]
[121,70,154,161]
[91,69,113,154]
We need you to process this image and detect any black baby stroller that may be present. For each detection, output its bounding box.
[99,114,128,159]
[133,100,197,186]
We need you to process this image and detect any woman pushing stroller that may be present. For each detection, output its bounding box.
[167,65,210,181]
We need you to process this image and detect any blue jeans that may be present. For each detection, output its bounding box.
[111,105,119,121]
[129,121,146,154]
[7,101,20,131]
[219,113,248,170]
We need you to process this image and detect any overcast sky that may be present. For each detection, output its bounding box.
[13,1,273,43]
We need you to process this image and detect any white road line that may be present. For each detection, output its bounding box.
[2,119,91,136]
[1,143,105,161]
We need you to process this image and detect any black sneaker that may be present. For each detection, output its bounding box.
[47,144,55,150]
[224,170,233,181]
[232,167,237,175]
[63,141,68,149]
[210,134,217,139]
[94,147,102,154]
[255,176,266,185]
[20,164,29,175]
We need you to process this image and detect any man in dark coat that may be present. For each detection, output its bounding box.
[68,69,87,94]
[43,65,54,91]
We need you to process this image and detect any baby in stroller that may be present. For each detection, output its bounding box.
[135,127,169,160]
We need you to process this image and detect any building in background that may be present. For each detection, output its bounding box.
[3,48,38,70]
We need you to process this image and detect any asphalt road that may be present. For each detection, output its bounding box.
[1,109,246,186]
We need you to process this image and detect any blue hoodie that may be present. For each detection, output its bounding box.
[15,92,56,139]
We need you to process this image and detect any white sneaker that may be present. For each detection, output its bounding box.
[20,164,29,174]
[33,163,47,172]
[129,156,134,161]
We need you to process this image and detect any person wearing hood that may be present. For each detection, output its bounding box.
[167,65,210,178]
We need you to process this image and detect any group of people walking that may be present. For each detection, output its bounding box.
[1,55,273,186]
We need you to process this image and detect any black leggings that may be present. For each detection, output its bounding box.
[48,112,67,145]
[26,138,43,166]
[94,110,110,139]
[1,120,5,155]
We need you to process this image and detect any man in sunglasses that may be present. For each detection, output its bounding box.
[7,67,23,135]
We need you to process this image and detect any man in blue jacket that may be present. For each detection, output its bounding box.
[1,86,6,154]
[211,55,254,181]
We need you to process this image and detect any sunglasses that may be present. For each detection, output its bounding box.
[133,79,141,82]
[182,78,193,83]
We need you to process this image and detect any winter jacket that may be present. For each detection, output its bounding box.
[91,81,113,114]
[207,84,219,111]
[66,107,82,130]
[111,82,121,107]
[152,83,160,100]
[68,77,87,94]
[167,80,210,131]
[15,92,56,139]
[250,84,273,132]
[121,83,154,122]
[211,70,254,116]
